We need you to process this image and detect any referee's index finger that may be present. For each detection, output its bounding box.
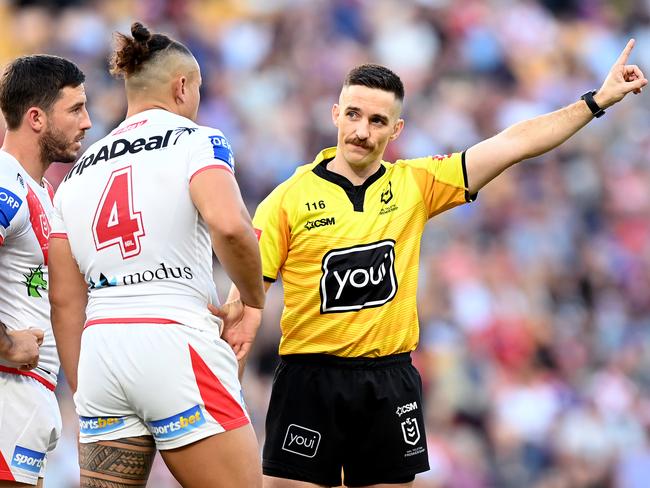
[616,38,636,66]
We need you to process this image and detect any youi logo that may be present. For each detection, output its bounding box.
[147,405,206,440]
[11,446,45,473]
[282,424,321,458]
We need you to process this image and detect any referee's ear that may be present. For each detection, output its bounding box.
[389,118,404,141]
[332,103,340,128]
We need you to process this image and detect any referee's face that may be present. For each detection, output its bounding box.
[333,85,403,170]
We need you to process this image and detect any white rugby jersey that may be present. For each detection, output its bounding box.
[0,150,58,388]
[51,109,235,330]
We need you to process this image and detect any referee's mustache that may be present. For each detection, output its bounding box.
[346,136,373,150]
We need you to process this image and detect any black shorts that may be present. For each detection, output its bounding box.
[262,353,429,487]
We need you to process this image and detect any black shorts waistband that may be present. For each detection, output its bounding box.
[280,352,412,369]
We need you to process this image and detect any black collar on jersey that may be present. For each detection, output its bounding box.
[312,158,386,212]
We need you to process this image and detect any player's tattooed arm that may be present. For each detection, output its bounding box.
[0,320,43,368]
[79,436,156,488]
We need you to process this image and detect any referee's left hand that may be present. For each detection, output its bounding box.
[595,38,647,109]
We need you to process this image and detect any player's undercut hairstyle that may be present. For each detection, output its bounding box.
[0,55,85,130]
[110,21,192,78]
[344,64,404,102]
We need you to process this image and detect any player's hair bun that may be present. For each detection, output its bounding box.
[131,22,151,44]
[110,21,154,77]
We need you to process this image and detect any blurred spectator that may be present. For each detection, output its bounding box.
[0,0,647,486]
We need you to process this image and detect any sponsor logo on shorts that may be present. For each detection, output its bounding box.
[396,401,418,417]
[0,186,22,228]
[147,405,206,440]
[79,416,126,435]
[282,424,321,458]
[401,417,421,446]
[320,240,397,313]
[11,446,45,473]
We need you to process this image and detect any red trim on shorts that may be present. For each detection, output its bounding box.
[189,165,233,183]
[0,450,15,481]
[188,345,249,431]
[84,317,179,329]
[0,365,56,391]
[49,233,68,239]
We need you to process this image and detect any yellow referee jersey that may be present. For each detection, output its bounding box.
[253,147,473,357]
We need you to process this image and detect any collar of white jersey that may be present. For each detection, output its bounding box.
[0,149,45,188]
[114,108,195,133]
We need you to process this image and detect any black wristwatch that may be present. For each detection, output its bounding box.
[581,90,605,118]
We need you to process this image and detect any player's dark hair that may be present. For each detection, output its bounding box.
[110,21,192,78]
[0,55,85,130]
[344,64,404,102]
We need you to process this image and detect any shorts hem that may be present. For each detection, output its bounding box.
[345,463,430,487]
[157,418,248,451]
[1,470,38,485]
[263,461,339,487]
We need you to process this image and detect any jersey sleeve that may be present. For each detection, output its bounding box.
[252,187,290,282]
[0,182,25,245]
[187,127,235,182]
[398,152,475,218]
[49,190,67,239]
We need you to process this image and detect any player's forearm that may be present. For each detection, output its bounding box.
[211,223,265,309]
[50,306,85,392]
[466,100,593,193]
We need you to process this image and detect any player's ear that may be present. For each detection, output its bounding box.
[389,118,404,141]
[332,104,340,128]
[25,107,45,132]
[174,76,187,104]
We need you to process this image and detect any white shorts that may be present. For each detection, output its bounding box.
[75,321,249,450]
[0,372,61,485]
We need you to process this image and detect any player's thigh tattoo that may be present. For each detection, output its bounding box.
[79,436,156,487]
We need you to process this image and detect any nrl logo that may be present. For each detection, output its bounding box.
[23,264,47,298]
[401,417,420,446]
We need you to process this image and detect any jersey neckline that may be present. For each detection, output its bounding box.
[312,157,386,212]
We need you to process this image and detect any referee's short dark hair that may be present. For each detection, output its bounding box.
[0,54,86,130]
[344,64,404,102]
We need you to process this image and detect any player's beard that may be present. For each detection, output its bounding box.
[39,125,81,164]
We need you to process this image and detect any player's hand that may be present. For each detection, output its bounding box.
[209,301,262,378]
[2,328,44,370]
[595,38,648,109]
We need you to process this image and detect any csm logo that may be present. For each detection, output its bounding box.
[305,217,335,231]
[282,424,321,458]
[320,240,397,313]
[401,418,421,446]
[11,446,45,474]
[396,401,418,417]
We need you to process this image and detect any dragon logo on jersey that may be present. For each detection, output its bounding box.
[320,240,397,313]
[23,264,47,298]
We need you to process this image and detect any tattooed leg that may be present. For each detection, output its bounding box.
[79,436,156,488]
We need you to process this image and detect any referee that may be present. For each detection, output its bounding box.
[217,39,646,488]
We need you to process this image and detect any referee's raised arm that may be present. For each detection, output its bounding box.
[464,38,647,195]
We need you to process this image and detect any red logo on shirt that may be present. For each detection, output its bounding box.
[254,228,262,241]
[26,185,51,265]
